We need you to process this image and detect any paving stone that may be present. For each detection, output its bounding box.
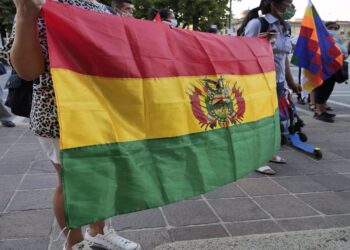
[278,216,331,231]
[291,163,338,175]
[0,175,22,191]
[162,200,218,227]
[35,151,48,161]
[0,237,49,250]
[245,171,269,178]
[185,195,202,200]
[19,174,57,190]
[118,229,171,250]
[326,160,350,173]
[112,208,165,230]
[297,192,350,215]
[0,191,13,212]
[226,220,283,236]
[0,128,26,137]
[0,144,10,156]
[8,143,41,152]
[1,151,35,161]
[324,214,350,228]
[308,174,350,191]
[0,209,53,239]
[7,189,53,211]
[29,160,55,174]
[17,136,40,144]
[268,164,304,177]
[169,224,228,241]
[208,198,269,222]
[273,176,330,193]
[236,178,288,196]
[318,151,347,161]
[344,173,350,180]
[254,195,318,219]
[278,215,350,231]
[0,159,31,175]
[0,136,18,144]
[204,183,246,199]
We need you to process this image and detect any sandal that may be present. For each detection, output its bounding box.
[256,166,276,175]
[309,104,316,112]
[269,155,286,164]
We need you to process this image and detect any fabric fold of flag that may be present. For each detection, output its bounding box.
[291,0,343,92]
[42,0,280,228]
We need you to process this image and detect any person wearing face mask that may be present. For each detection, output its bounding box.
[313,21,348,122]
[150,8,178,27]
[237,0,300,175]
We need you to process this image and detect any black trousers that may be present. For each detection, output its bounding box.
[314,74,336,104]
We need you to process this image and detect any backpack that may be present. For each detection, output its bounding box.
[239,17,291,36]
[4,70,33,118]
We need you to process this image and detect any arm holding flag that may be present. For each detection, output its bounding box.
[285,57,302,93]
[10,0,45,81]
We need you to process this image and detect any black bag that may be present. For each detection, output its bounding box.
[0,63,6,75]
[335,61,349,83]
[4,70,33,118]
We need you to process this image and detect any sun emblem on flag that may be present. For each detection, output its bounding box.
[188,76,245,130]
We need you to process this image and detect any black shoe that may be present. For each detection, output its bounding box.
[324,112,336,118]
[1,121,16,127]
[314,113,334,123]
[297,97,306,105]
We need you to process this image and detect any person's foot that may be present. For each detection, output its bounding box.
[324,112,336,118]
[270,155,286,164]
[325,105,334,111]
[297,97,306,105]
[308,104,316,112]
[1,121,15,127]
[255,166,276,175]
[85,226,141,250]
[63,240,94,250]
[314,113,334,123]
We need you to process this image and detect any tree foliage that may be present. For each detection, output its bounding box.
[0,0,16,43]
[101,0,230,31]
[0,0,236,40]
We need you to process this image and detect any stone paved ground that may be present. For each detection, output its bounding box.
[1,110,350,250]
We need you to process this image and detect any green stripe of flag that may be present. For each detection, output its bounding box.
[62,111,280,228]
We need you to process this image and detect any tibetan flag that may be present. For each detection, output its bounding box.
[291,0,343,92]
[42,1,280,228]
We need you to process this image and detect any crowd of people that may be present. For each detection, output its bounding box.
[0,0,348,249]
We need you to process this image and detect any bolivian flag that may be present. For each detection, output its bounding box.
[43,1,280,228]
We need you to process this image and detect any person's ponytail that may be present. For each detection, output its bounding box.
[237,7,260,36]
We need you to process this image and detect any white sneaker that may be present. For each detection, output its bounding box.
[85,226,141,250]
[63,240,94,250]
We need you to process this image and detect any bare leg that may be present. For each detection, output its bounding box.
[52,163,106,248]
[88,221,105,236]
[53,163,84,249]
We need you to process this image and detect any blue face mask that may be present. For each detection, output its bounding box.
[327,29,339,37]
[170,19,178,27]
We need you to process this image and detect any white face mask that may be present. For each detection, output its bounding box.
[170,19,178,27]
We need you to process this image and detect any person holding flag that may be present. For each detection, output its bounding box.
[2,0,142,250]
[313,21,348,122]
[291,1,344,123]
[237,0,301,175]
